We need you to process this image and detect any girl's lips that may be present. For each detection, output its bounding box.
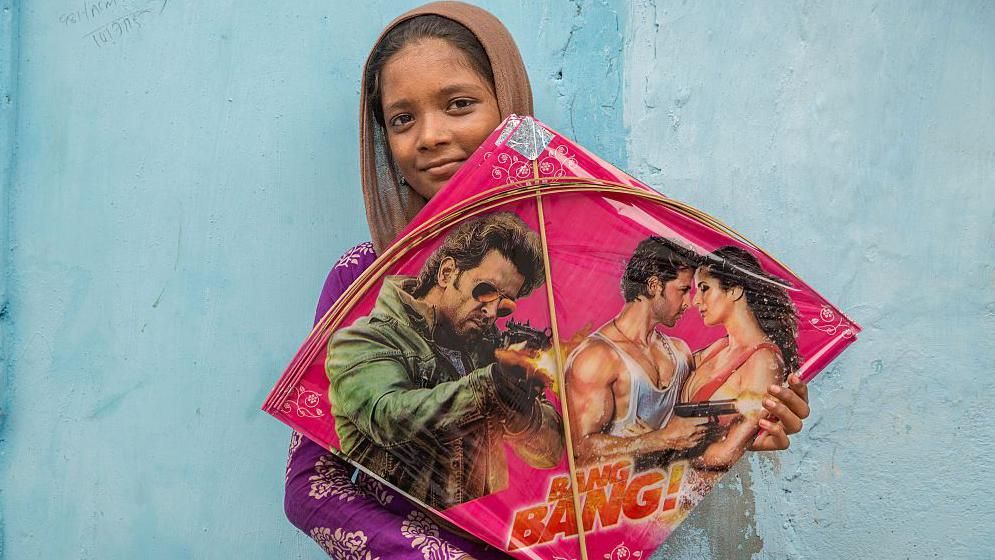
[423,160,463,178]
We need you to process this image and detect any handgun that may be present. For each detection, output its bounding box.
[674,399,738,423]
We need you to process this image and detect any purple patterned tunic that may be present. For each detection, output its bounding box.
[284,242,509,559]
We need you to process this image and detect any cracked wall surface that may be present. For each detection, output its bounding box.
[1,1,993,559]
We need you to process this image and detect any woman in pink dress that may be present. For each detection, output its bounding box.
[684,245,801,476]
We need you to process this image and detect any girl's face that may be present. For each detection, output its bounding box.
[380,38,502,200]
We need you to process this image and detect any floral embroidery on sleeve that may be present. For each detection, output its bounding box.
[286,431,304,482]
[356,475,395,507]
[335,242,376,269]
[400,511,472,560]
[308,454,363,501]
[309,527,381,560]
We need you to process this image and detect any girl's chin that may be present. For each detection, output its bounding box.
[407,180,444,201]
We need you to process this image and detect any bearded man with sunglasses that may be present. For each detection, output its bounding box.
[326,212,563,510]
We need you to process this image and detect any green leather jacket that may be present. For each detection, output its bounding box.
[326,276,564,510]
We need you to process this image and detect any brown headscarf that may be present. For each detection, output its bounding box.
[359,1,534,254]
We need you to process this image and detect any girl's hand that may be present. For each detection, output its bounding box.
[749,374,810,451]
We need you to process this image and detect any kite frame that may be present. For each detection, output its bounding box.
[261,171,830,559]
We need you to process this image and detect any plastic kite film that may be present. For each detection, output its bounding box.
[263,115,860,560]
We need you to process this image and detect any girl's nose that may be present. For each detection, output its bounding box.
[416,114,452,150]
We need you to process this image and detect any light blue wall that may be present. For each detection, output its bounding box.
[1,1,992,559]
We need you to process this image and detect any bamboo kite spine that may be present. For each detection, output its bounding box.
[533,182,590,560]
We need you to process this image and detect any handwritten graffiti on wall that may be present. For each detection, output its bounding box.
[58,0,169,49]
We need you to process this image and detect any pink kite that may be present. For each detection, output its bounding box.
[264,116,859,560]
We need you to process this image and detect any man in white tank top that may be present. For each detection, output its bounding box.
[565,237,709,467]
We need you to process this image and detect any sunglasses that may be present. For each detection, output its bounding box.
[471,281,517,318]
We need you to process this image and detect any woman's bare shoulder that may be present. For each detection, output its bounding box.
[739,346,785,385]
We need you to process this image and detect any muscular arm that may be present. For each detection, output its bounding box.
[692,349,782,470]
[566,342,622,465]
[566,342,703,466]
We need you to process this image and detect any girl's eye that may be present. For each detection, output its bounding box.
[389,114,413,128]
[449,98,475,111]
